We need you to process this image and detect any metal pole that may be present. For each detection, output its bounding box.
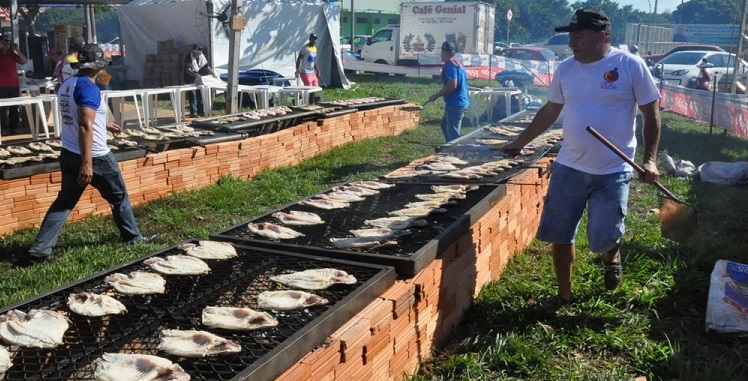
[350,0,355,52]
[225,0,242,114]
[709,73,719,134]
[506,20,509,43]
[654,0,658,25]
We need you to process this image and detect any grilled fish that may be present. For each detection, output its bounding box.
[0,148,9,158]
[430,155,468,165]
[67,292,127,317]
[0,309,70,349]
[298,198,350,209]
[248,222,304,240]
[0,345,10,374]
[179,240,237,259]
[202,306,278,331]
[256,290,329,310]
[389,207,446,217]
[125,128,145,137]
[421,162,459,171]
[271,210,324,226]
[405,200,455,208]
[330,185,379,196]
[330,236,398,249]
[28,142,55,152]
[414,192,466,201]
[350,227,411,238]
[364,216,428,230]
[317,191,365,202]
[270,268,357,290]
[144,255,210,275]
[440,171,483,180]
[348,180,395,190]
[432,184,479,193]
[383,168,430,178]
[6,145,32,155]
[158,329,241,358]
[93,353,190,381]
[105,271,166,295]
[45,139,63,148]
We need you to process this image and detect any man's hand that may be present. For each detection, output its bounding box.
[501,141,525,156]
[78,162,93,187]
[640,159,660,184]
[427,94,439,103]
[106,122,122,134]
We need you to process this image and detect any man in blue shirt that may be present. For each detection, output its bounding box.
[427,41,469,142]
[29,44,154,261]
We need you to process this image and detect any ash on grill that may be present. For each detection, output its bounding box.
[0,243,393,381]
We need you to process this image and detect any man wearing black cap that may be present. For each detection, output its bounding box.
[503,9,662,308]
[427,41,469,142]
[0,32,28,135]
[296,33,323,87]
[183,44,217,117]
[29,44,151,261]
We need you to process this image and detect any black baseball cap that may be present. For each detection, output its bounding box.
[192,44,204,51]
[441,41,456,53]
[555,9,612,34]
[69,37,86,49]
[309,33,318,40]
[77,44,109,70]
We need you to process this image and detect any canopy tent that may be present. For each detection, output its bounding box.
[117,0,350,88]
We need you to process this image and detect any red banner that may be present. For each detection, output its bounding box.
[661,84,748,138]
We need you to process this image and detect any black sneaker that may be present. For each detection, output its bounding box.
[537,294,573,311]
[603,261,623,290]
[128,233,160,244]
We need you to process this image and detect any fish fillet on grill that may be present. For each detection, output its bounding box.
[421,162,459,171]
[28,142,55,152]
[331,185,379,196]
[144,255,211,275]
[248,222,304,240]
[432,184,479,193]
[45,139,63,148]
[440,170,483,180]
[348,180,395,190]
[0,309,70,349]
[202,306,278,331]
[105,271,166,295]
[415,192,466,201]
[179,240,237,259]
[350,227,411,238]
[270,268,357,290]
[0,345,10,373]
[257,290,329,310]
[272,210,324,226]
[430,155,468,165]
[67,292,127,317]
[330,236,398,249]
[364,216,428,230]
[317,191,365,202]
[405,200,455,208]
[383,168,431,178]
[389,207,446,217]
[298,198,350,209]
[0,148,9,158]
[6,145,32,155]
[158,329,241,358]
[93,353,190,381]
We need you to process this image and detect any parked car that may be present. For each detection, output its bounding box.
[340,35,370,54]
[653,50,737,87]
[541,32,571,60]
[643,44,725,66]
[499,46,557,61]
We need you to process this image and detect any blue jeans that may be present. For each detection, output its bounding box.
[441,105,467,142]
[29,149,142,256]
[187,87,204,115]
[536,162,632,253]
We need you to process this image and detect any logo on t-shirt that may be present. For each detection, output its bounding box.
[603,68,619,82]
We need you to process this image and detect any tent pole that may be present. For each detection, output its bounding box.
[225,0,242,114]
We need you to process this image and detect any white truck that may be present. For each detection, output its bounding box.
[361,1,495,66]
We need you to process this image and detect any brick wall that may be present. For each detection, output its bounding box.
[275,158,553,381]
[0,104,421,235]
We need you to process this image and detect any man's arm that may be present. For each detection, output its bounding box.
[638,99,661,183]
[77,106,96,187]
[295,53,305,76]
[427,79,457,103]
[502,101,563,153]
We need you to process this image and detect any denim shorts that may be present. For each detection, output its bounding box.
[536,162,633,253]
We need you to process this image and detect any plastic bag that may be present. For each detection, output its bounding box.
[698,162,748,185]
[706,260,748,335]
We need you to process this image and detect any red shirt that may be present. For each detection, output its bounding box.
[0,52,22,88]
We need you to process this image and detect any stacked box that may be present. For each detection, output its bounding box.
[144,42,186,87]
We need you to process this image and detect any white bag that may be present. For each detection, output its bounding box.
[705,260,748,335]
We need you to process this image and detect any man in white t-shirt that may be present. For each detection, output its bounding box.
[503,9,661,308]
[29,44,153,261]
[295,33,323,87]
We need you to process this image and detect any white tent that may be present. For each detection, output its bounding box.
[117,0,350,88]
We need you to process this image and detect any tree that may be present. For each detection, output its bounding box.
[672,0,743,24]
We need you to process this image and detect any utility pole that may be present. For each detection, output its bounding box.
[225,0,244,114]
[731,0,748,93]
[350,0,355,51]
[653,0,658,25]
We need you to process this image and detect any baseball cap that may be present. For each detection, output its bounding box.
[77,44,109,70]
[69,37,86,49]
[309,33,318,40]
[441,41,457,53]
[192,44,204,52]
[0,33,11,42]
[555,9,612,34]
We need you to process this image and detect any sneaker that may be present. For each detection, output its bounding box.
[603,261,623,290]
[128,233,160,244]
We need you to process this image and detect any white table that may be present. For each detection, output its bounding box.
[102,89,144,128]
[467,88,522,126]
[271,77,299,87]
[0,96,50,143]
[250,85,283,108]
[34,94,61,137]
[164,84,199,123]
[278,85,323,106]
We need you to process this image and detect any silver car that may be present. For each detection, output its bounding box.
[653,51,740,86]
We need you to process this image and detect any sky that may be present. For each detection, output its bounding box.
[616,0,684,13]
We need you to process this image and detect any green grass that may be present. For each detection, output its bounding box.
[2,75,748,380]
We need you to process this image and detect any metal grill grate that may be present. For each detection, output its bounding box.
[211,184,505,276]
[317,98,405,111]
[190,110,318,134]
[0,145,147,180]
[0,243,394,381]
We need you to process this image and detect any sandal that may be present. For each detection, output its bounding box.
[538,294,572,311]
[603,261,623,290]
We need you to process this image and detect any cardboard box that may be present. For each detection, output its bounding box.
[157,39,175,54]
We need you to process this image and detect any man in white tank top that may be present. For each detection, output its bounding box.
[503,9,662,308]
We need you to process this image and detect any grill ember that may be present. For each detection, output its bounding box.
[0,244,392,381]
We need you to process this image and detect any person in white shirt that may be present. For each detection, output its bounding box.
[183,44,217,117]
[503,9,662,308]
